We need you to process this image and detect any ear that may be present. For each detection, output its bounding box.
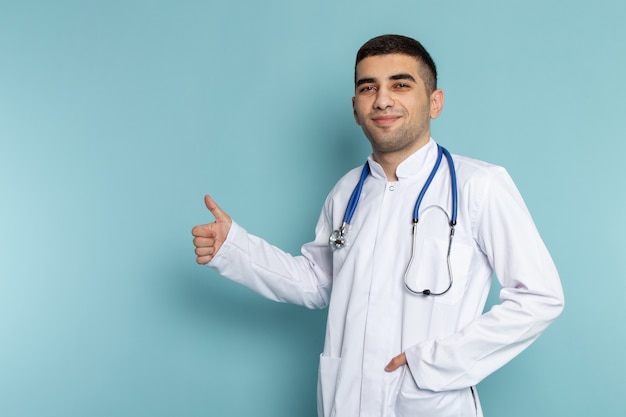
[429,89,445,119]
[352,96,361,125]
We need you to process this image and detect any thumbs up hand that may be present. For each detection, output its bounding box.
[192,195,233,264]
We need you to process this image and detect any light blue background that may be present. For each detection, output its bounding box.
[1,1,625,416]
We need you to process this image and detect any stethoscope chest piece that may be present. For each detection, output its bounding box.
[329,224,347,250]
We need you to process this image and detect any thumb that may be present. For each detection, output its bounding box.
[204,194,230,222]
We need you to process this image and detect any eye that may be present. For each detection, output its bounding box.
[394,83,410,89]
[359,85,376,93]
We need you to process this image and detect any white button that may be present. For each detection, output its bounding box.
[389,185,395,191]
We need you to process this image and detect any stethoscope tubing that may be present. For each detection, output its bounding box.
[442,146,458,226]
[329,144,459,296]
[344,162,371,226]
[339,144,457,230]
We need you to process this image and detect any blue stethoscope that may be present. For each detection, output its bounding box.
[329,144,458,296]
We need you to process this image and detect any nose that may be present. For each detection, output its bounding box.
[374,88,394,110]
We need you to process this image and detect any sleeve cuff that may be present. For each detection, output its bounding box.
[206,220,243,268]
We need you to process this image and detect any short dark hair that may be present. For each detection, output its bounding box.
[355,34,438,93]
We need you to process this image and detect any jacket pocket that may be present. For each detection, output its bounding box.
[317,354,341,417]
[395,369,477,417]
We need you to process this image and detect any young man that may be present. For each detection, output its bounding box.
[192,34,564,417]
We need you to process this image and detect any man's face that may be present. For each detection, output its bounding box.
[352,54,443,158]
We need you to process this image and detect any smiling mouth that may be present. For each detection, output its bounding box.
[371,115,401,126]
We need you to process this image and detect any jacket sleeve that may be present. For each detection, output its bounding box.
[405,166,564,392]
[207,213,334,310]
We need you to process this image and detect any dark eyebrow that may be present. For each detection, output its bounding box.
[355,77,376,88]
[389,73,416,83]
[355,73,417,88]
